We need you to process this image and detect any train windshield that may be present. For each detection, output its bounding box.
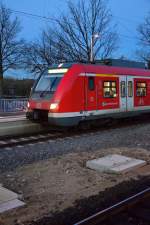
[31,66,69,99]
[34,75,62,93]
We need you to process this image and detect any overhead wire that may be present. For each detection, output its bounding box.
[9,9,58,22]
[8,8,146,43]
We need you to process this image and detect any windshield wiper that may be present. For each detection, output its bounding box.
[40,77,58,97]
[49,77,58,92]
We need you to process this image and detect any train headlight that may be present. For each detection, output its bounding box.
[50,103,59,110]
[27,101,30,108]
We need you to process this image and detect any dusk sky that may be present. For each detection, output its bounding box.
[1,0,150,77]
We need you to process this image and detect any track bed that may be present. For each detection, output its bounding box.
[1,117,150,225]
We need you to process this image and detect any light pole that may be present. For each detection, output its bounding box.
[90,33,100,63]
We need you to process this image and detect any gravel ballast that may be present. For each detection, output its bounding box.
[0,121,150,172]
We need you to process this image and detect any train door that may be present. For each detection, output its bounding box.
[134,78,148,107]
[120,76,127,111]
[127,77,134,111]
[85,75,97,111]
[120,76,134,112]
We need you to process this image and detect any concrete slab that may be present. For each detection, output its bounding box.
[86,154,146,174]
[0,187,18,203]
[0,186,25,213]
[0,199,25,213]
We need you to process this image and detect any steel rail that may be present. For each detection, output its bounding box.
[74,187,150,225]
[0,131,64,148]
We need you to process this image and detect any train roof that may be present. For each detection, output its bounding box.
[48,61,150,77]
[80,64,150,77]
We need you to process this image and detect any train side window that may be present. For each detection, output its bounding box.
[128,81,133,97]
[103,81,117,98]
[121,81,126,97]
[88,77,95,90]
[136,82,146,97]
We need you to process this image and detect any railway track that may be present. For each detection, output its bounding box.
[0,131,65,149]
[0,114,150,149]
[75,187,150,225]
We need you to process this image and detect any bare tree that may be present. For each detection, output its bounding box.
[50,0,118,62]
[0,4,23,96]
[23,0,118,77]
[22,30,59,76]
[137,13,150,64]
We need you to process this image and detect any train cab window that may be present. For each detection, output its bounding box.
[88,77,95,90]
[103,81,117,98]
[136,82,146,97]
[128,81,133,97]
[121,81,126,97]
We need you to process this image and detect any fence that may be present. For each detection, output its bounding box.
[0,98,28,112]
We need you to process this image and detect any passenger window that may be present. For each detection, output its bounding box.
[88,77,95,90]
[136,82,146,97]
[121,81,126,97]
[128,81,133,97]
[103,81,117,98]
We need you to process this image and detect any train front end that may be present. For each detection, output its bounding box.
[26,64,70,123]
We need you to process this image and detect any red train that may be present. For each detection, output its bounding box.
[26,60,150,127]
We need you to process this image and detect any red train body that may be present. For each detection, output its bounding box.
[26,62,150,126]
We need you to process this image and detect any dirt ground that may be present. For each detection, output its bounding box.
[0,146,150,225]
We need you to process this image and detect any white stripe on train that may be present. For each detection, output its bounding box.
[48,106,150,118]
